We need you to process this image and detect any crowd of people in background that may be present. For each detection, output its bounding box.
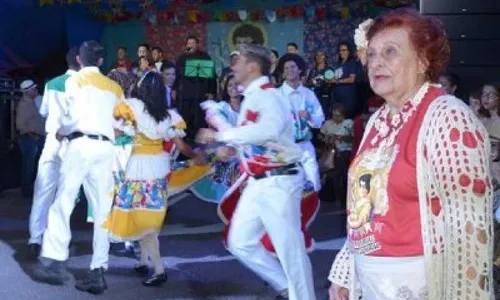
[8,7,500,300]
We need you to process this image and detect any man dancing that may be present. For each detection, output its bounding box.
[34,41,123,295]
[27,47,80,258]
[277,53,324,192]
[196,44,316,300]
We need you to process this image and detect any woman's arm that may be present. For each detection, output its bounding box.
[172,136,197,158]
[426,99,493,298]
[335,74,356,84]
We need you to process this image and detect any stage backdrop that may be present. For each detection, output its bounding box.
[207,20,304,75]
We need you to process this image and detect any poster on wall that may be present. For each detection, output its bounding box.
[207,20,304,75]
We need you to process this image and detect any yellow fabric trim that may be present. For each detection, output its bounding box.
[168,165,212,191]
[114,101,136,123]
[132,133,164,155]
[104,208,167,240]
[174,120,187,130]
[74,71,124,100]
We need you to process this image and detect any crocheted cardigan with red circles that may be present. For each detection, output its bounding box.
[328,92,494,300]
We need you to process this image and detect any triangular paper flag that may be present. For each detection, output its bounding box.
[238,10,247,21]
[39,0,54,6]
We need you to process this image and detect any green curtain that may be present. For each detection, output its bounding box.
[100,20,146,73]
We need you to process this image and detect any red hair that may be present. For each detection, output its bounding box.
[366,8,450,82]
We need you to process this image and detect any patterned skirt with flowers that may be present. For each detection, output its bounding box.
[190,154,240,204]
[104,152,170,242]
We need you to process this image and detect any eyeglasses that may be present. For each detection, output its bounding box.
[482,92,499,99]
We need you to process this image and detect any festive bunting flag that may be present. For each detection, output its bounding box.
[140,0,154,9]
[187,10,200,23]
[156,0,170,10]
[315,6,326,20]
[305,6,315,19]
[39,0,53,6]
[125,2,141,12]
[265,10,276,23]
[238,10,247,22]
[340,7,350,19]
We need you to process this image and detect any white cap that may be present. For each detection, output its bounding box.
[230,51,240,57]
[20,80,37,92]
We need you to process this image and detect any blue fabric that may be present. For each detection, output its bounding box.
[334,58,358,116]
[18,135,44,196]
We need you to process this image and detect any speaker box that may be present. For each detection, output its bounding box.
[421,0,500,91]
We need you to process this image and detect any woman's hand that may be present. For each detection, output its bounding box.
[192,151,207,165]
[329,283,349,300]
[216,146,236,162]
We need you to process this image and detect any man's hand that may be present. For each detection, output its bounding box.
[55,128,66,142]
[298,110,311,120]
[195,128,217,144]
[329,283,349,300]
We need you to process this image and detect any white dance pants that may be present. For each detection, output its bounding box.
[298,141,321,192]
[41,137,114,270]
[227,170,316,300]
[28,134,61,245]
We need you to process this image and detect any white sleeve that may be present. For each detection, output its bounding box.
[216,91,286,145]
[306,90,325,129]
[39,84,50,118]
[201,100,235,131]
[57,78,79,136]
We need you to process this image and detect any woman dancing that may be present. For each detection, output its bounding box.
[105,71,205,286]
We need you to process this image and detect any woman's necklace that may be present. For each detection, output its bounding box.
[370,82,431,152]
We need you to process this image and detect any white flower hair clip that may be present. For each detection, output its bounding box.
[354,18,374,51]
[354,18,374,66]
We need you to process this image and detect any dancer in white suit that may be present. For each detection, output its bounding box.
[34,41,123,295]
[27,48,80,258]
[277,53,324,192]
[196,44,316,300]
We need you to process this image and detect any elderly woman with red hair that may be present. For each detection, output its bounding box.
[328,8,493,300]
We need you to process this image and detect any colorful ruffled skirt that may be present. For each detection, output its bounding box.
[105,152,170,242]
[189,158,240,203]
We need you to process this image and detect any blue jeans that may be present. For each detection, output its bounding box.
[18,135,44,197]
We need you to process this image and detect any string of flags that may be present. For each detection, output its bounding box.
[38,0,414,23]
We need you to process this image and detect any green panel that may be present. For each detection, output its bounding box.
[100,20,146,72]
[184,59,216,78]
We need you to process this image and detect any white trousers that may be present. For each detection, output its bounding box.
[298,141,321,192]
[227,170,316,300]
[29,134,62,244]
[41,137,114,270]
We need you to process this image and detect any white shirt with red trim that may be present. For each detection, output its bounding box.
[215,76,302,175]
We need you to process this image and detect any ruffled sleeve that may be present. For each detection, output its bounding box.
[165,109,187,139]
[200,100,235,131]
[114,101,136,137]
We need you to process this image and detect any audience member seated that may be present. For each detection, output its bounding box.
[318,103,353,206]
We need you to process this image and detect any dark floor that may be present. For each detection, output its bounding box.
[0,189,346,300]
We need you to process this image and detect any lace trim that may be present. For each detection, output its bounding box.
[371,83,434,151]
